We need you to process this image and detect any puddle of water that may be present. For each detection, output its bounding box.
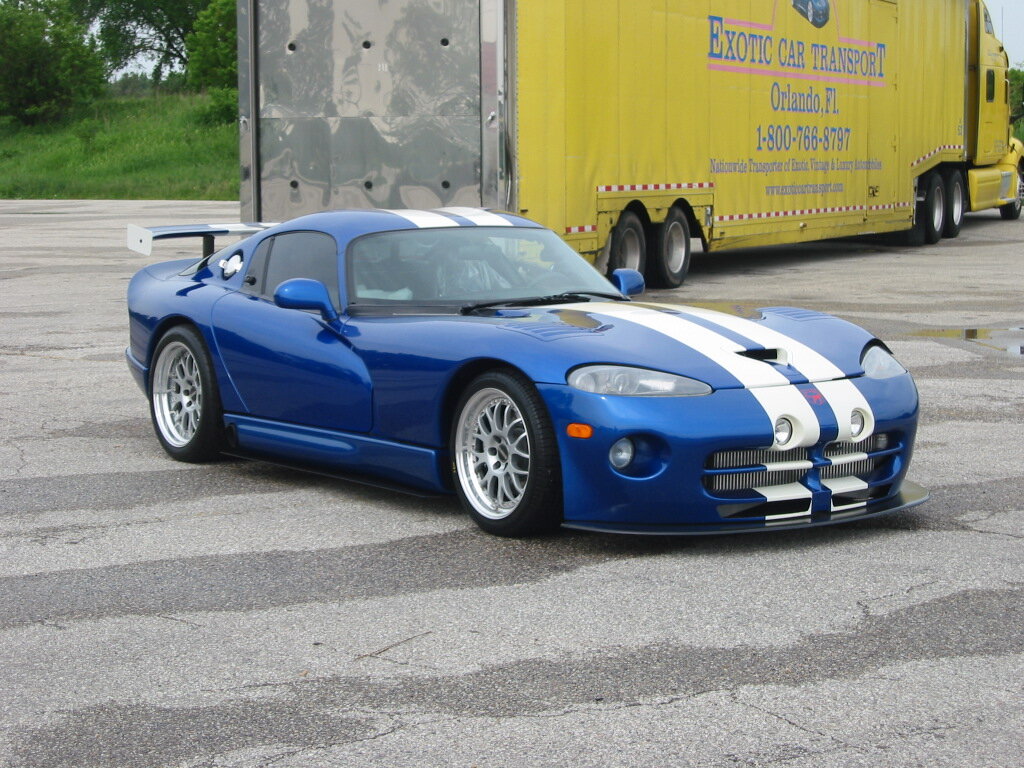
[911,327,1024,356]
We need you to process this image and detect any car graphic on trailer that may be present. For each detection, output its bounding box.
[126,208,927,537]
[793,0,831,27]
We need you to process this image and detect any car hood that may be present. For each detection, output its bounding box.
[486,301,875,390]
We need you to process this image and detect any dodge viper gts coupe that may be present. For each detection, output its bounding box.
[126,208,926,536]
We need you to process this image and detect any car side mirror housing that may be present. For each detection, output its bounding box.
[610,268,645,296]
[273,278,339,322]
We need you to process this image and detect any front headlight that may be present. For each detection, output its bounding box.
[568,365,712,396]
[861,344,906,379]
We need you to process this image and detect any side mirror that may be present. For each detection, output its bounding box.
[274,278,338,322]
[610,268,645,296]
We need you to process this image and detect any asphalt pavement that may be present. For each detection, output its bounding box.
[0,199,1021,767]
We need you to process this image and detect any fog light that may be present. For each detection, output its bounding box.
[609,438,635,469]
[850,410,866,438]
[774,417,794,447]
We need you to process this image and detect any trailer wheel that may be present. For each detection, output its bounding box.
[608,211,647,275]
[999,166,1023,220]
[920,172,945,245]
[942,170,965,238]
[647,206,691,288]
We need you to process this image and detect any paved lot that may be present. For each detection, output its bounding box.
[0,200,1021,767]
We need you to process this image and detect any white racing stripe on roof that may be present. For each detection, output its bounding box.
[674,306,874,441]
[384,209,460,228]
[594,304,821,446]
[435,207,513,226]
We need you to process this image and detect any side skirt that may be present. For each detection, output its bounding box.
[223,414,451,496]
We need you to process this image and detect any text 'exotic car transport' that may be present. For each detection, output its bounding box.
[126,208,927,536]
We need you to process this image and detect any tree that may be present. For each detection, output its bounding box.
[186,0,237,90]
[69,0,212,77]
[0,0,107,124]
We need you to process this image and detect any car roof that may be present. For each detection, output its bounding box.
[259,207,545,248]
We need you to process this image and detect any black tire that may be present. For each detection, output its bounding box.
[942,169,965,238]
[999,166,1023,220]
[608,210,647,276]
[148,325,223,462]
[450,371,562,537]
[919,172,945,245]
[647,206,692,288]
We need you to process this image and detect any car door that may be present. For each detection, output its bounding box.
[211,230,373,433]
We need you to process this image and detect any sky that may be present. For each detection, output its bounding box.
[984,0,1024,67]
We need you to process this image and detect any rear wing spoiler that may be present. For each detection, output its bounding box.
[126,223,274,258]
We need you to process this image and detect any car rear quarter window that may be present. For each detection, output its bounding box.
[254,231,341,307]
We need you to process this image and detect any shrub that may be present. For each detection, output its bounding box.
[193,87,238,126]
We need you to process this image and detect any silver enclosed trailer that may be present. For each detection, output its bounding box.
[238,0,508,223]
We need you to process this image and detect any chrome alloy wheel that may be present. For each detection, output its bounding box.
[455,387,531,520]
[152,340,203,448]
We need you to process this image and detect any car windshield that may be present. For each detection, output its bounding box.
[347,227,620,307]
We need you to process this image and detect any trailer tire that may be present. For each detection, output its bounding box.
[999,166,1023,220]
[942,170,965,238]
[647,207,691,288]
[608,211,647,275]
[920,172,945,245]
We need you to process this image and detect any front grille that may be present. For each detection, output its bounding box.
[704,447,809,493]
[822,434,892,480]
[708,446,806,469]
[704,433,898,495]
[708,468,806,493]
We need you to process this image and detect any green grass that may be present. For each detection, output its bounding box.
[0,94,237,200]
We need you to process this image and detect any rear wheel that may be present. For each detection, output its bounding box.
[149,326,223,462]
[451,371,562,537]
[920,172,945,245]
[608,211,647,275]
[647,206,691,288]
[942,169,965,238]
[999,166,1023,220]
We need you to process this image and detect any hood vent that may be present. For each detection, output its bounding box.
[737,347,789,365]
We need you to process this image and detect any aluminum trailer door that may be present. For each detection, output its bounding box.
[239,0,506,222]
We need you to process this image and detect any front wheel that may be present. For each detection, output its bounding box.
[999,166,1023,221]
[149,325,223,462]
[451,371,562,536]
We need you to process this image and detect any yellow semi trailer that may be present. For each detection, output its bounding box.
[238,0,1023,287]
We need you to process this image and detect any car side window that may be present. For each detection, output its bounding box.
[241,237,273,296]
[251,231,341,307]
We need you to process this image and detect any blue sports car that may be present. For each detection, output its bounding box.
[126,208,926,537]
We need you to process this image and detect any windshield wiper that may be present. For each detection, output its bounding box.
[460,291,626,315]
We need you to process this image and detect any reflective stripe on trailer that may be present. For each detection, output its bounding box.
[715,202,912,222]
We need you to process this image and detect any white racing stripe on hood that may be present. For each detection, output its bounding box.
[595,304,821,446]
[675,306,874,442]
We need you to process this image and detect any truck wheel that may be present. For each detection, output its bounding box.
[647,206,691,288]
[920,172,945,244]
[942,170,965,238]
[608,211,647,275]
[999,166,1023,220]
